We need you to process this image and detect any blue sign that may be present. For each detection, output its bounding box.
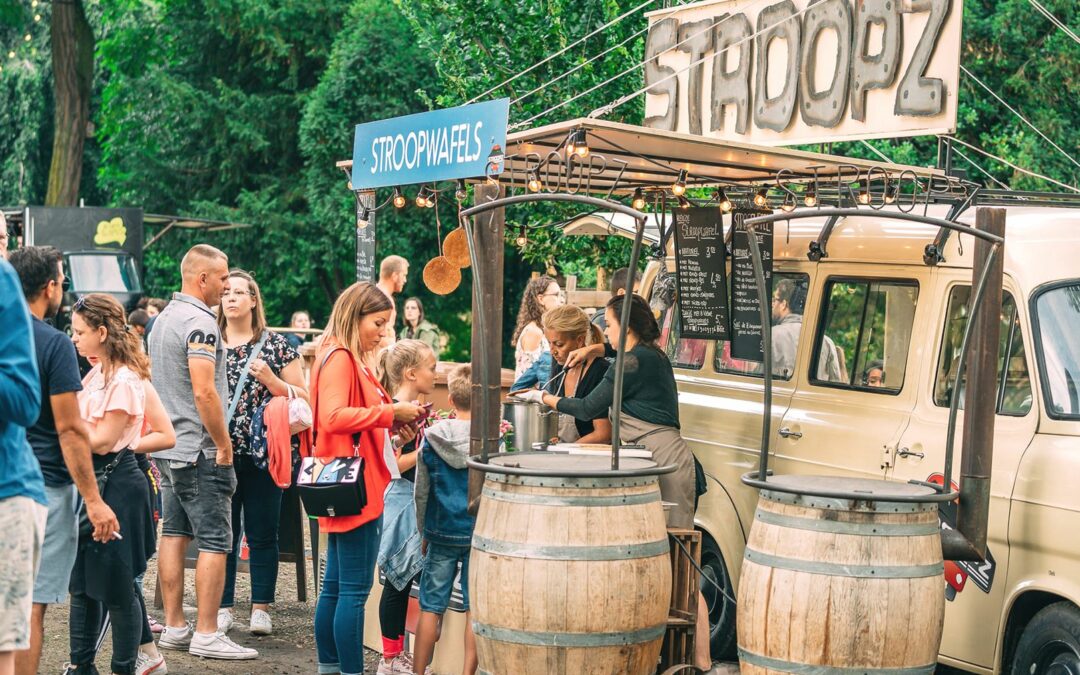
[350,99,510,190]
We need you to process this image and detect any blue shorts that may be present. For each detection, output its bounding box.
[33,484,79,605]
[419,542,470,614]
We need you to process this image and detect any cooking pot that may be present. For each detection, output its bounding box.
[502,398,559,452]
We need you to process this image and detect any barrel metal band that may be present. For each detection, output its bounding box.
[744,549,944,579]
[481,487,660,507]
[754,509,940,537]
[472,535,669,561]
[473,622,666,647]
[486,473,657,489]
[738,648,936,675]
[760,489,937,514]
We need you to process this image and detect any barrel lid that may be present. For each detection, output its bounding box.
[745,473,954,506]
[468,450,677,480]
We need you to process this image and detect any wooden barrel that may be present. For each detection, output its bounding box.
[737,477,946,675]
[470,454,672,675]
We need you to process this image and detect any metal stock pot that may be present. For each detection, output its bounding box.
[502,399,558,451]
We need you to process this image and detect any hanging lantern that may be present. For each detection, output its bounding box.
[443,227,471,269]
[424,256,462,295]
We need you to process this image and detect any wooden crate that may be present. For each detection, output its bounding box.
[661,528,701,672]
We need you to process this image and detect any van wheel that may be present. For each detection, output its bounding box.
[699,533,737,660]
[1011,602,1080,675]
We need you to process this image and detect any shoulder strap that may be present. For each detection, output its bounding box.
[227,331,269,423]
[311,347,364,457]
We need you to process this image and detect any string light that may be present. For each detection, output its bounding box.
[425,188,436,208]
[357,207,371,229]
[716,188,732,213]
[23,34,31,42]
[455,179,468,202]
[857,180,871,205]
[393,187,406,209]
[415,187,430,208]
[7,51,13,59]
[515,223,528,248]
[631,188,646,211]
[671,169,687,196]
[33,14,41,22]
[677,195,691,209]
[753,188,768,207]
[884,183,898,204]
[566,128,589,159]
[527,170,542,193]
[804,184,818,207]
[781,193,796,212]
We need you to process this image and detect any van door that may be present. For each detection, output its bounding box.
[774,268,927,480]
[891,275,1038,670]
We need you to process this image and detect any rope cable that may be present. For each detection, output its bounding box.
[941,136,1080,193]
[1026,0,1080,45]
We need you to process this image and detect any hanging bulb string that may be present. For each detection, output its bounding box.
[434,190,444,256]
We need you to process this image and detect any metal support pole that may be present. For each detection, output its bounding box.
[942,207,1006,561]
[746,227,773,481]
[466,183,504,512]
[609,215,647,470]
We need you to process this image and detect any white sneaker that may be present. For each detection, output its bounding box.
[188,631,259,660]
[377,653,420,675]
[157,622,193,651]
[217,608,234,634]
[135,651,168,675]
[249,609,272,636]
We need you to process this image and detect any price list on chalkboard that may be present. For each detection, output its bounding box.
[673,207,729,340]
[730,209,774,361]
[355,194,377,282]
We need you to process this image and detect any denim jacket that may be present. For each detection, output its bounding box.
[413,418,475,547]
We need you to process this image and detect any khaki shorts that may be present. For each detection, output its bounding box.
[0,496,47,651]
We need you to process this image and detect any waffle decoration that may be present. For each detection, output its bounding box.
[443,227,471,269]
[423,256,462,295]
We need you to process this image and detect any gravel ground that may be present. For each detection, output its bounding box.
[38,556,381,674]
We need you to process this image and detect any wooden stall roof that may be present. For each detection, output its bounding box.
[337,117,946,196]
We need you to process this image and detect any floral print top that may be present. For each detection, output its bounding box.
[226,331,300,455]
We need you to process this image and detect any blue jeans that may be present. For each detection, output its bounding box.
[222,455,283,608]
[419,542,470,614]
[315,517,381,675]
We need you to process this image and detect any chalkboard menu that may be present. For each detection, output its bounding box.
[355,192,377,282]
[673,207,729,340]
[730,209,774,361]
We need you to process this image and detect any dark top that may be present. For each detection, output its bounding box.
[545,357,610,437]
[28,316,83,486]
[226,332,300,455]
[556,343,681,429]
[392,398,420,483]
[284,333,304,350]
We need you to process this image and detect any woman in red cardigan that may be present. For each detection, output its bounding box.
[311,282,423,675]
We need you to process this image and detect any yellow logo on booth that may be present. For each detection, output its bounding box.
[94,217,127,247]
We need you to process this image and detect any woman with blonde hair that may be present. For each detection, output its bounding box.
[311,282,424,675]
[68,293,174,675]
[537,305,610,443]
[216,270,309,636]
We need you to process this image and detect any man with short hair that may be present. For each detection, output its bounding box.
[8,246,120,675]
[148,244,257,660]
[377,255,409,347]
[0,255,47,675]
[592,267,639,333]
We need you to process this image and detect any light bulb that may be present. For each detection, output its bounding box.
[631,188,646,211]
[753,188,768,207]
[804,188,818,208]
[24,34,31,42]
[858,187,871,205]
[425,191,436,208]
[672,169,687,196]
[515,225,527,248]
[415,189,428,208]
[393,187,406,209]
[357,208,371,229]
[34,14,41,22]
[527,171,542,193]
[885,185,897,204]
[781,196,796,212]
[717,188,732,213]
[678,196,691,209]
[455,180,468,202]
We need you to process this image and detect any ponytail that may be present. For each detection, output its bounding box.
[380,339,435,394]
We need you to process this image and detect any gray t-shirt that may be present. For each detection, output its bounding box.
[148,292,227,462]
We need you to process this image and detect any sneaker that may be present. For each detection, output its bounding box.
[157,623,193,651]
[147,615,164,634]
[396,653,432,675]
[249,609,272,636]
[61,665,100,675]
[377,654,411,675]
[217,608,234,634]
[135,652,168,675]
[188,631,259,660]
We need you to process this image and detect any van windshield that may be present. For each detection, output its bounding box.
[1034,282,1080,420]
[67,253,141,293]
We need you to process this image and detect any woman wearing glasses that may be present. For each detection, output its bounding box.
[216,270,308,637]
[511,275,564,388]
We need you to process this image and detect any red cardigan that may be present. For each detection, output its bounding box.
[310,342,394,533]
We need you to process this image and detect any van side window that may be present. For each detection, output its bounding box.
[812,279,919,393]
[713,272,811,380]
[934,287,1032,416]
[659,304,707,370]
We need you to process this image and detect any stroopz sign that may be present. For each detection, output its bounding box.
[643,0,962,146]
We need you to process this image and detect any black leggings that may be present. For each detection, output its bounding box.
[379,574,420,640]
[70,584,152,675]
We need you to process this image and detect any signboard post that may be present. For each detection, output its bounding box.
[643,0,962,146]
[355,191,377,282]
[673,207,729,340]
[730,209,774,361]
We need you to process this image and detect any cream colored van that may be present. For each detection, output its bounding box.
[648,205,1080,674]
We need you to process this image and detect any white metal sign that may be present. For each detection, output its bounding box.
[643,0,962,146]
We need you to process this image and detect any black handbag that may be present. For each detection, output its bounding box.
[297,348,369,518]
[77,450,127,539]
